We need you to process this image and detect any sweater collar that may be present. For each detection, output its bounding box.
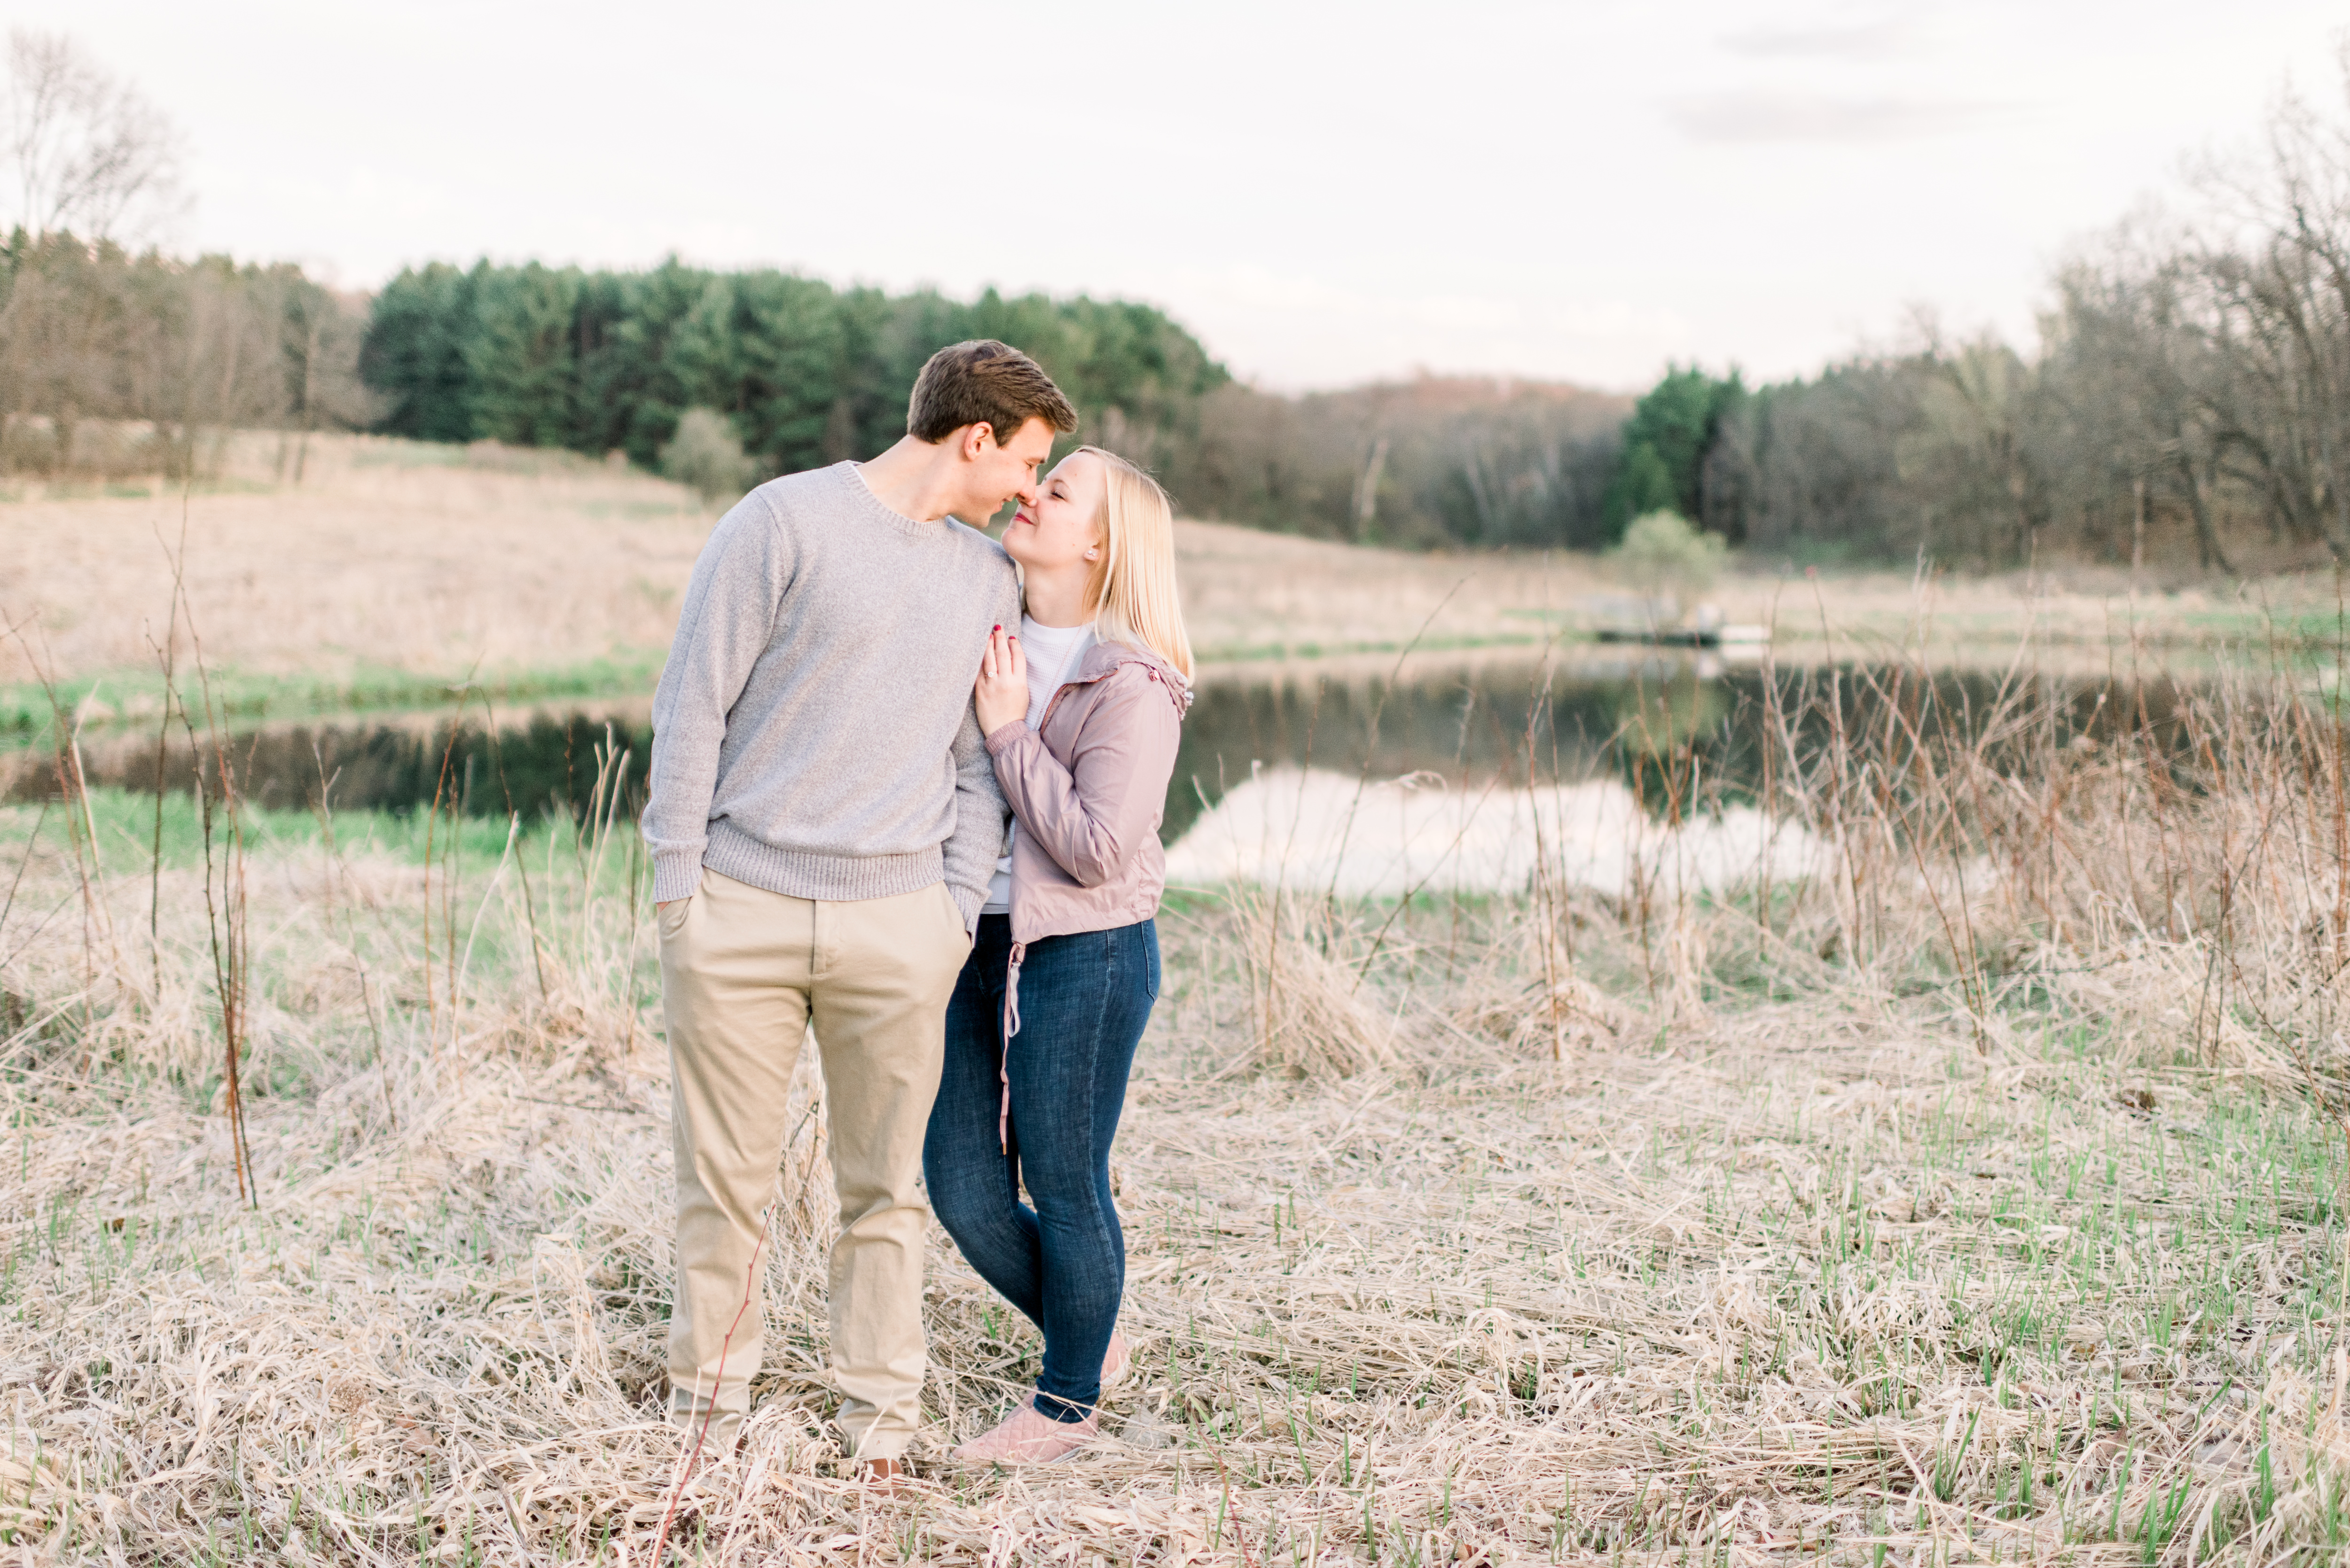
[839,460,962,537]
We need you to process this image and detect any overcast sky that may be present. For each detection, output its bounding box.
[12,1,2345,390]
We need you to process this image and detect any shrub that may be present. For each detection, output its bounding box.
[658,408,758,505]
[1606,509,1726,605]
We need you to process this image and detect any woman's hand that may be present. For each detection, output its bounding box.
[974,624,1027,737]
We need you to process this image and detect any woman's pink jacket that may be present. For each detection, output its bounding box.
[979,638,1189,1144]
[982,638,1191,950]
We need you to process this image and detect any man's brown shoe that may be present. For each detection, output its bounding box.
[858,1456,911,1494]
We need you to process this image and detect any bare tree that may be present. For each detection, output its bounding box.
[4,29,184,242]
[2208,53,2350,559]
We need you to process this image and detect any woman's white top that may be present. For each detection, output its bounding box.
[980,616,1096,914]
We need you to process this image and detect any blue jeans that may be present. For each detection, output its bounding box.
[924,915,1159,1422]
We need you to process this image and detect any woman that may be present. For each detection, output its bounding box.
[924,445,1193,1466]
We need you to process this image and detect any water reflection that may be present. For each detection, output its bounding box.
[1163,767,1827,901]
[7,708,658,822]
[1167,653,1743,838]
[1166,653,2189,835]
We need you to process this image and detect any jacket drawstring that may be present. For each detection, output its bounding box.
[998,941,1026,1153]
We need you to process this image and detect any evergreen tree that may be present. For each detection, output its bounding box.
[731,270,851,473]
[1600,365,1744,540]
[466,262,584,447]
[357,262,478,442]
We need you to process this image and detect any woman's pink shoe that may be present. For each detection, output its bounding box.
[951,1403,1099,1466]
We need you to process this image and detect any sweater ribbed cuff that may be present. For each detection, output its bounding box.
[652,849,704,905]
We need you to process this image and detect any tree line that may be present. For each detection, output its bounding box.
[355,261,1639,552]
[0,234,1633,554]
[357,260,1228,480]
[1162,377,1627,550]
[1623,57,2350,574]
[0,230,369,479]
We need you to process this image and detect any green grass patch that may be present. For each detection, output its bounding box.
[0,651,668,749]
[0,786,606,873]
[2178,606,2350,646]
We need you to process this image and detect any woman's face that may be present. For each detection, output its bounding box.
[1003,452,1104,575]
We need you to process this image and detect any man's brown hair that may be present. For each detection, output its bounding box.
[907,340,1078,445]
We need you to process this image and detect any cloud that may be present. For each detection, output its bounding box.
[1718,17,1922,61]
[1665,90,2005,144]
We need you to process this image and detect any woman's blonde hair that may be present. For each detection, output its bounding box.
[1073,445,1193,682]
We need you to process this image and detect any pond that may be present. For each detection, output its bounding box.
[6,648,2199,850]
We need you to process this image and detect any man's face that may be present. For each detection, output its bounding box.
[958,417,1058,526]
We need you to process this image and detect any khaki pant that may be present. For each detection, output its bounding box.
[659,867,968,1460]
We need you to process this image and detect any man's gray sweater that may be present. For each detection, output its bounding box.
[643,461,1022,922]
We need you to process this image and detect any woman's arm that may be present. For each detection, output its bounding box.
[985,665,1182,889]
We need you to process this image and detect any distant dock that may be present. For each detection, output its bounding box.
[1593,624,1771,649]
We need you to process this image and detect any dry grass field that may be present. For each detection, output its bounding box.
[4,643,2350,1564]
[0,437,706,698]
[4,434,2332,715]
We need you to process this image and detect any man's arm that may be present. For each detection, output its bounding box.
[643,494,792,905]
[939,697,1008,933]
[937,569,1024,931]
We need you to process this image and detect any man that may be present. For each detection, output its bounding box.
[643,340,1077,1483]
